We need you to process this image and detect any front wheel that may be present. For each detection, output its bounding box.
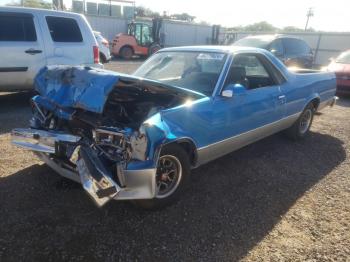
[120,46,134,60]
[285,103,315,140]
[133,144,190,210]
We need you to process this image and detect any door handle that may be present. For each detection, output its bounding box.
[25,48,42,55]
[278,95,286,104]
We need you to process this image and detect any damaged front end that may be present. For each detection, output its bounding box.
[11,66,202,206]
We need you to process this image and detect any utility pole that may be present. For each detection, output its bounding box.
[305,7,314,31]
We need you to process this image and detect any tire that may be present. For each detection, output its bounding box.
[99,53,106,64]
[133,144,191,210]
[120,46,134,60]
[148,43,161,56]
[285,103,315,140]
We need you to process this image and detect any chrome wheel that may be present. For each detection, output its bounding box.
[156,155,182,199]
[299,109,312,134]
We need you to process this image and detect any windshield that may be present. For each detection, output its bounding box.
[133,51,227,96]
[233,37,272,48]
[336,51,350,64]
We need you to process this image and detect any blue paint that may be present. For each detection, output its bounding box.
[33,47,336,170]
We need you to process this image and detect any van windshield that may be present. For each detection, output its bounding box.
[133,51,227,96]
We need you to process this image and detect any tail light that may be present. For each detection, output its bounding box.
[93,46,99,64]
[102,39,109,47]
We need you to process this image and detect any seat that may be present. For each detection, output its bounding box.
[226,66,249,89]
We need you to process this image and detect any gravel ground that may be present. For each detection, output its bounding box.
[0,60,349,261]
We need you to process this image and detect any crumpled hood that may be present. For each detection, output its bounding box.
[34,66,205,116]
[35,66,119,114]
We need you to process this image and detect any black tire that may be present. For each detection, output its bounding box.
[133,144,191,210]
[99,52,106,64]
[120,46,134,60]
[285,103,315,140]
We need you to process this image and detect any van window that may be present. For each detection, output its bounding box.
[46,16,83,42]
[283,38,310,55]
[0,15,36,41]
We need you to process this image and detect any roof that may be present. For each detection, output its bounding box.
[0,6,84,18]
[160,45,267,54]
[242,34,304,40]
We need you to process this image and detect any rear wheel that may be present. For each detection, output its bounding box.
[120,46,134,60]
[99,52,106,64]
[134,144,190,210]
[285,103,315,140]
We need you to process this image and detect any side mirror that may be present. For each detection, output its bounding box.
[222,84,246,98]
[328,57,335,62]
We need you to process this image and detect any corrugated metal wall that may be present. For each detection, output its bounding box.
[86,15,127,41]
[231,32,350,66]
[85,15,212,46]
[85,15,350,66]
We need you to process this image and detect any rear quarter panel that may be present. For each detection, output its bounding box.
[282,71,336,115]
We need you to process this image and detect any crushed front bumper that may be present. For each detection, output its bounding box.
[11,128,156,207]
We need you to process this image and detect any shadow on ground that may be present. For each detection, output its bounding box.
[0,131,345,261]
[0,92,33,134]
[336,96,350,108]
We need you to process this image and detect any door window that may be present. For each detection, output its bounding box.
[283,38,310,55]
[134,24,142,45]
[269,39,284,56]
[141,25,153,46]
[46,16,83,42]
[0,15,36,41]
[225,54,276,90]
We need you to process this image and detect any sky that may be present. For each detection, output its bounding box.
[136,0,350,32]
[1,0,349,32]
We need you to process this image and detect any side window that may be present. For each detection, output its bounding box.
[134,24,142,45]
[225,54,276,90]
[141,25,152,46]
[268,39,283,56]
[0,15,36,42]
[283,38,310,55]
[46,16,83,42]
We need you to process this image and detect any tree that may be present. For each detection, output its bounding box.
[26,0,51,8]
[244,21,277,32]
[171,13,196,22]
[135,6,160,18]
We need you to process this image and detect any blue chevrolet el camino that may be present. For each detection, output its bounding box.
[12,46,337,209]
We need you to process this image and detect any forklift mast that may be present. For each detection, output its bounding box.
[152,18,163,44]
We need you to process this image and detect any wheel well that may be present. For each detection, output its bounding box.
[164,140,198,167]
[121,45,134,53]
[99,52,106,63]
[310,98,320,110]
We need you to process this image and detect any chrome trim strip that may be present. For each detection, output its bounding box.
[36,152,81,183]
[35,152,157,201]
[11,128,81,154]
[212,54,233,97]
[196,112,300,166]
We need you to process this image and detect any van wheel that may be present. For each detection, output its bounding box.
[133,144,190,210]
[120,46,133,60]
[285,103,315,140]
[99,53,106,64]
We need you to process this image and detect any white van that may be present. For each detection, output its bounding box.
[0,6,102,91]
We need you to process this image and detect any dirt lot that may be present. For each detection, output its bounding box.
[1,60,349,261]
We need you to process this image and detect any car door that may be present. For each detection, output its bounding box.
[0,12,46,90]
[39,15,94,66]
[203,53,286,162]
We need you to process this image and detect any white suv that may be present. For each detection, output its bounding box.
[0,7,102,91]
